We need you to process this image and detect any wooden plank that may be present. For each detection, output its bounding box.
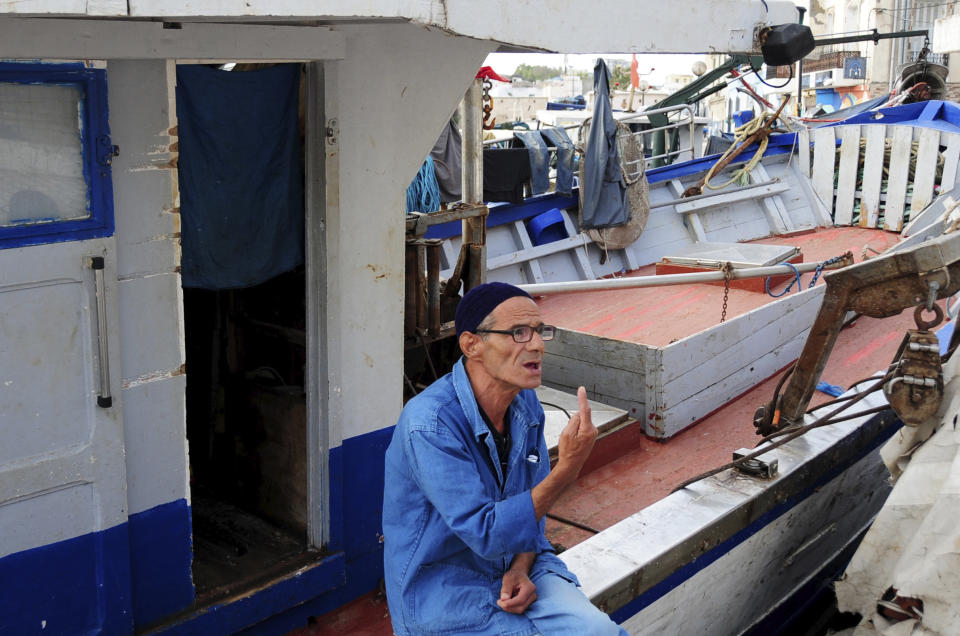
[674,182,791,215]
[749,165,792,234]
[858,125,886,229]
[941,132,960,189]
[660,286,825,386]
[511,221,544,283]
[798,127,812,178]
[657,330,810,438]
[811,127,837,223]
[560,209,596,279]
[909,127,940,220]
[660,291,824,404]
[833,125,861,226]
[0,18,346,60]
[667,179,706,242]
[542,353,647,418]
[884,126,913,232]
[544,328,656,374]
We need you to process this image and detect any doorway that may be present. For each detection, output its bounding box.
[176,62,316,601]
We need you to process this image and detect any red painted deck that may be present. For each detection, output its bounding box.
[537,227,900,347]
[290,226,929,634]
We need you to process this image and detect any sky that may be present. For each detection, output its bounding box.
[482,52,711,83]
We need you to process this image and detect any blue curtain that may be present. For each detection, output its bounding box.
[177,64,304,289]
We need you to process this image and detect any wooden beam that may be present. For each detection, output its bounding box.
[0,19,345,60]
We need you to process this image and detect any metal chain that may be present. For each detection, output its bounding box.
[481,78,495,130]
[720,262,733,323]
[808,252,852,288]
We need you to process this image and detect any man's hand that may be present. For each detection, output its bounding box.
[531,386,597,520]
[498,554,538,614]
[557,386,597,475]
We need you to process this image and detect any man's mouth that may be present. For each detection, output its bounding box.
[523,361,541,372]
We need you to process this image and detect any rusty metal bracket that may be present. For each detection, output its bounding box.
[733,448,778,479]
[769,232,960,432]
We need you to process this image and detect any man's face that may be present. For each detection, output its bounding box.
[476,296,545,392]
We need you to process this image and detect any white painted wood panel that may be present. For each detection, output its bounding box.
[0,19,345,60]
[941,132,960,189]
[909,127,940,218]
[750,164,793,233]
[859,125,886,229]
[811,127,837,222]
[658,330,809,436]
[674,182,790,215]
[884,126,913,232]
[660,286,825,384]
[834,125,861,226]
[798,127,811,178]
[510,220,543,283]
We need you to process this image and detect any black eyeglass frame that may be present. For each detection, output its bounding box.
[473,324,556,343]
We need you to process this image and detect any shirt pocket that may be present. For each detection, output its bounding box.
[409,563,495,634]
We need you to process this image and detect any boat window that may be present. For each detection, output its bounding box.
[0,63,114,248]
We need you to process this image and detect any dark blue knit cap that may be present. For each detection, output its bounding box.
[455,282,533,338]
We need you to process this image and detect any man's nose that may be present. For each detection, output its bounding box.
[526,331,545,351]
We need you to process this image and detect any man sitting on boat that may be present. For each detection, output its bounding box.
[383,282,626,635]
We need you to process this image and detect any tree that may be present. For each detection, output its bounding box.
[512,63,564,82]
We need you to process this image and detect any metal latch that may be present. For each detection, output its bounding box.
[733,448,778,479]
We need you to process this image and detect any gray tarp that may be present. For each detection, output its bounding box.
[581,59,629,229]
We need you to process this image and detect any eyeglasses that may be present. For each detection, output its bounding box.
[474,324,556,343]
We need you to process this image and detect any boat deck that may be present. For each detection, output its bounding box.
[291,226,930,636]
[536,226,900,347]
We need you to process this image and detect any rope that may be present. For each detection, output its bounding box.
[765,261,802,297]
[672,372,892,492]
[703,109,788,191]
[405,156,442,213]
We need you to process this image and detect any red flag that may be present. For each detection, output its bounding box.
[630,54,639,88]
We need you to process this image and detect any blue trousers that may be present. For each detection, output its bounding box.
[511,570,628,636]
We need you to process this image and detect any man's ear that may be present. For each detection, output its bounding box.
[459,331,483,359]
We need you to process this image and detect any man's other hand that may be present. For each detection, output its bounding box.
[498,569,537,614]
[557,386,597,475]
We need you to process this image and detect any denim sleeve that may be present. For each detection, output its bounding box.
[406,427,542,561]
[533,419,556,555]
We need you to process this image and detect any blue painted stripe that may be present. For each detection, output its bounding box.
[0,522,133,635]
[152,553,345,636]
[609,412,900,624]
[128,499,195,628]
[423,192,578,240]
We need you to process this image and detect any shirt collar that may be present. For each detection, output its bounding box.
[452,357,539,439]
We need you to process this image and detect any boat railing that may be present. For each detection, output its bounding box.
[482,103,698,173]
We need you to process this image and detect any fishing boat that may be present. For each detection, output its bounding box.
[1,2,958,635]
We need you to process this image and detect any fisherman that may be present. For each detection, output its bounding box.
[383,282,626,635]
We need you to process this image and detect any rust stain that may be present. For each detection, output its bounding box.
[366,264,389,280]
[168,125,178,136]
[169,141,179,152]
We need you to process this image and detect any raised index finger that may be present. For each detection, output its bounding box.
[577,386,590,421]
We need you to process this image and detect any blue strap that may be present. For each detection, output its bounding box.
[816,381,845,397]
[765,261,802,297]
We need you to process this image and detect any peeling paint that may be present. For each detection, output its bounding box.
[121,364,185,390]
[129,160,177,172]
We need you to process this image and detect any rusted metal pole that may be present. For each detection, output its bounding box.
[404,241,417,337]
[426,240,441,336]
[416,242,427,332]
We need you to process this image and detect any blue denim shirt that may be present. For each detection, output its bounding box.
[383,358,578,635]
